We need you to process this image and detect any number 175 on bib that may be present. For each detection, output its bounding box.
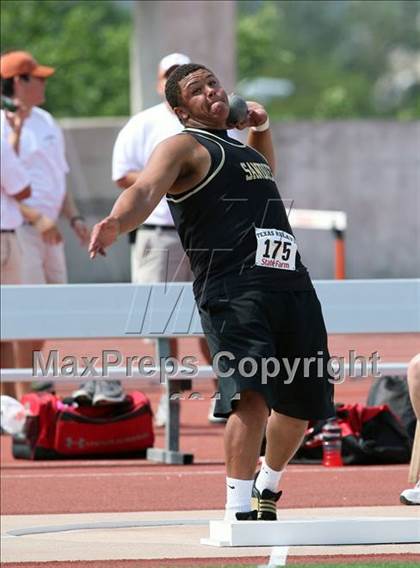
[254,227,297,271]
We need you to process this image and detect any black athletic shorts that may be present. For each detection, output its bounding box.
[199,286,335,421]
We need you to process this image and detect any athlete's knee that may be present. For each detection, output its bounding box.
[269,409,308,430]
[234,389,269,419]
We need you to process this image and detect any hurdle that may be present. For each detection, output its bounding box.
[289,208,347,279]
[1,278,419,465]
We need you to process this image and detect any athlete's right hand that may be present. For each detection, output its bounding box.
[89,216,120,259]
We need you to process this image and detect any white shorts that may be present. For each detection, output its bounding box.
[131,226,193,283]
[17,224,68,284]
[0,232,22,284]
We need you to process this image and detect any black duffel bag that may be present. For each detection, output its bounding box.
[291,403,411,465]
[367,375,416,444]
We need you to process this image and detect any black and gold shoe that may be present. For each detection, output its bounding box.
[251,485,282,520]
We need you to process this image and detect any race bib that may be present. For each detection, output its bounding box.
[255,227,297,271]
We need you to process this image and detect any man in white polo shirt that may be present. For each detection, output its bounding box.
[1,141,30,397]
[112,53,226,425]
[1,51,90,372]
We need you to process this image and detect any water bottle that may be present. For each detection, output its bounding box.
[322,418,343,467]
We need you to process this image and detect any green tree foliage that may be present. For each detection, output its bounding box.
[237,0,420,119]
[1,0,131,117]
[2,0,419,119]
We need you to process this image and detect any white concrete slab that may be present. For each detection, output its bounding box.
[203,516,420,547]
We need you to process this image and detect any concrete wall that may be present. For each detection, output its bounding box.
[60,118,420,283]
[59,117,130,284]
[272,121,420,279]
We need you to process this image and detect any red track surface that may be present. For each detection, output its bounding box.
[3,556,420,568]
[1,334,419,566]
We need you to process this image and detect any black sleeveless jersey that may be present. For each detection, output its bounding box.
[167,128,313,301]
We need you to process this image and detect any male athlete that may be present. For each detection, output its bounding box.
[89,64,335,521]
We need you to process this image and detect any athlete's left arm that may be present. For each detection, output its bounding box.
[245,102,276,174]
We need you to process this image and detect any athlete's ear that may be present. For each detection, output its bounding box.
[174,106,189,124]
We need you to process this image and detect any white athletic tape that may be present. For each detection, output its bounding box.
[258,545,289,567]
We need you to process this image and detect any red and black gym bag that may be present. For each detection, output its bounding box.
[291,403,411,465]
[12,391,154,459]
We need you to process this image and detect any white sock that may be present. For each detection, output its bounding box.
[255,459,284,494]
[224,477,254,520]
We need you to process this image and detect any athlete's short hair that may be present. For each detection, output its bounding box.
[165,63,211,109]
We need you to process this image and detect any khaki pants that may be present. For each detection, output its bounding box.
[131,227,193,284]
[17,224,67,284]
[0,232,22,284]
[0,232,24,397]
